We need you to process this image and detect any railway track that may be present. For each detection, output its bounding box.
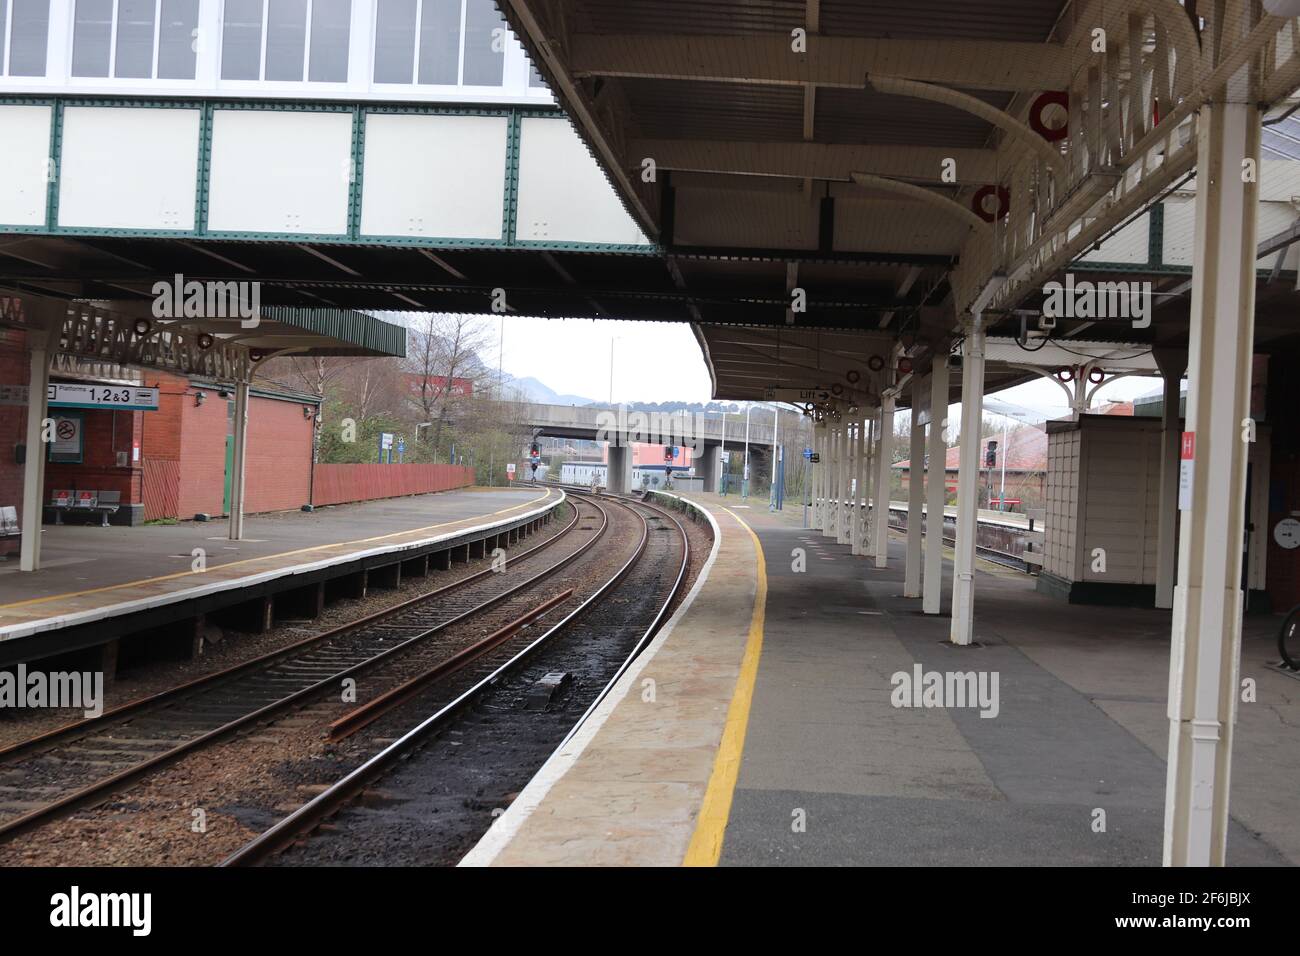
[883,518,1033,572]
[0,494,601,844]
[223,492,691,866]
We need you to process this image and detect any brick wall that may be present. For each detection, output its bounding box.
[1267,354,1300,610]
[1267,460,1300,609]
[313,464,475,506]
[245,394,315,513]
[153,379,315,519]
[174,379,231,517]
[44,407,143,504]
[0,329,28,511]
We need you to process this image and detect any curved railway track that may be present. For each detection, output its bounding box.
[223,492,691,866]
[0,494,602,844]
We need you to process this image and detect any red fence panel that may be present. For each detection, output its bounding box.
[311,464,476,507]
[142,459,182,521]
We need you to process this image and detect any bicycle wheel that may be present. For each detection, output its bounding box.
[1279,605,1300,670]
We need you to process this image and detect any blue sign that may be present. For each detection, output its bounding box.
[397,439,405,454]
[803,447,814,460]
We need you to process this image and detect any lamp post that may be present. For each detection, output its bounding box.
[720,409,728,496]
[770,403,782,511]
[742,403,752,498]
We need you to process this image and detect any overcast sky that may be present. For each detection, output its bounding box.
[487,314,1166,418]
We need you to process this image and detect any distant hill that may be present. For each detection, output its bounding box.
[505,375,597,406]
[505,374,755,416]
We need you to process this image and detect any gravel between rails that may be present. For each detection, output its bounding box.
[263,497,712,867]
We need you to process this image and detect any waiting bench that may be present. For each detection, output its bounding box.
[48,489,121,527]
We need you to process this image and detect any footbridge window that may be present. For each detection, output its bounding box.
[2,0,50,76]
[71,0,200,79]
[222,0,351,83]
[372,0,504,87]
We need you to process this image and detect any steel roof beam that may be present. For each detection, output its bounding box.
[570,34,1071,92]
[631,139,1002,184]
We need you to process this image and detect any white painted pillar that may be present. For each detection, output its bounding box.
[950,323,987,645]
[842,418,852,546]
[867,416,877,552]
[1163,93,1260,868]
[842,416,852,541]
[821,422,831,535]
[228,377,250,540]
[836,418,848,539]
[20,327,56,572]
[838,418,853,545]
[904,403,925,598]
[874,394,895,568]
[924,359,950,615]
[1154,349,1185,610]
[812,422,823,526]
[823,421,835,536]
[852,416,863,556]
[865,411,879,553]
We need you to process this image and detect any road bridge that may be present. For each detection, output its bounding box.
[514,401,776,493]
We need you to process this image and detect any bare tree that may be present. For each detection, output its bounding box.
[406,313,492,452]
[255,355,361,462]
[338,358,403,423]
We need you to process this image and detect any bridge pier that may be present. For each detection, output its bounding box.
[697,442,720,493]
[607,444,633,494]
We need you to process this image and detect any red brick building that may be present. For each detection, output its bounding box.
[0,358,321,525]
[140,373,320,521]
[0,327,32,515]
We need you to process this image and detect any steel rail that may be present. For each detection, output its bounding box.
[220,492,678,867]
[552,493,692,754]
[0,497,605,844]
[326,588,576,742]
[0,496,574,765]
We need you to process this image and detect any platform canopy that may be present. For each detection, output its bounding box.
[494,0,1300,402]
[1,294,406,387]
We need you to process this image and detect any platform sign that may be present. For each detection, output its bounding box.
[766,386,832,403]
[809,452,820,463]
[0,384,29,406]
[48,413,83,463]
[47,383,159,411]
[1178,432,1195,510]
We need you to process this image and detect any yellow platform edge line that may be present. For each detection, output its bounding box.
[0,488,551,612]
[682,505,768,867]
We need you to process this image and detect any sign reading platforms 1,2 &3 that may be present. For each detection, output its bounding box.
[47,383,160,411]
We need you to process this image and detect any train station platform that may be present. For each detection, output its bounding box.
[465,492,1299,868]
[0,486,558,665]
